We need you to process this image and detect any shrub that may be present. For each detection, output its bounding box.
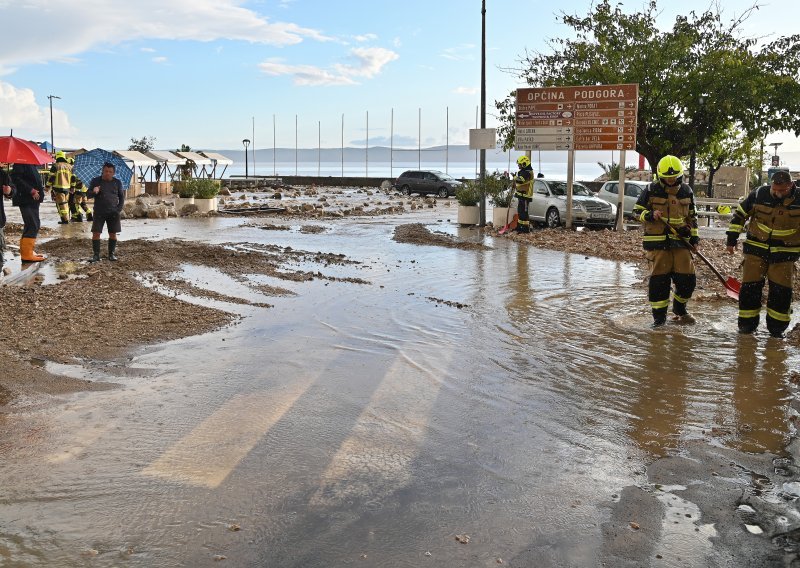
[484,170,514,207]
[182,178,220,199]
[173,181,195,198]
[455,181,481,206]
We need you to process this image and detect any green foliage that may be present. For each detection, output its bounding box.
[483,170,514,207]
[172,181,194,198]
[128,136,156,153]
[495,1,800,170]
[455,181,481,206]
[177,144,192,152]
[597,162,638,180]
[189,178,220,199]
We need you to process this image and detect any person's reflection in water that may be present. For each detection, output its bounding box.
[505,245,535,336]
[729,338,790,454]
[627,332,691,458]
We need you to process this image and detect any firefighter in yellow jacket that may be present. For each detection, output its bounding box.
[47,151,73,224]
[726,170,800,338]
[514,155,534,233]
[632,155,699,327]
[69,158,92,222]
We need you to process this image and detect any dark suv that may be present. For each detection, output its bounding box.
[393,170,462,197]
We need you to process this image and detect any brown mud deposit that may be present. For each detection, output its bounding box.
[0,236,366,408]
[393,223,491,250]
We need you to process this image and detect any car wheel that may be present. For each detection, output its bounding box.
[400,185,411,195]
[546,207,561,228]
[437,187,448,198]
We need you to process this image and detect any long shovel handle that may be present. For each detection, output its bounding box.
[660,218,738,293]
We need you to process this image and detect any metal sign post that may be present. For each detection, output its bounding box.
[616,151,626,231]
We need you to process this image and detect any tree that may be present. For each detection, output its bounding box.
[128,136,156,153]
[697,127,761,195]
[596,161,638,181]
[177,144,191,152]
[496,1,800,178]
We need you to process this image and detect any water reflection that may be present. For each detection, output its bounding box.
[627,332,689,457]
[730,338,790,454]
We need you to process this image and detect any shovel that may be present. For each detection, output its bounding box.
[661,219,741,300]
[498,180,518,235]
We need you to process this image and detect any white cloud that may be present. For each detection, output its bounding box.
[152,56,168,64]
[453,86,478,95]
[353,33,377,42]
[0,0,332,70]
[140,47,156,53]
[440,44,476,61]
[393,37,402,48]
[0,81,77,145]
[259,47,398,86]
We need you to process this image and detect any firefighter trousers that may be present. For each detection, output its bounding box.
[52,190,70,222]
[645,247,696,323]
[516,196,531,233]
[739,254,794,336]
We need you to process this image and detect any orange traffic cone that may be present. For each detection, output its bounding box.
[20,237,46,262]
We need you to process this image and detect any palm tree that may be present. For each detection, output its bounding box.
[597,161,638,180]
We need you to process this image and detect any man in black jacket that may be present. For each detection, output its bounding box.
[10,163,46,262]
[1,167,16,267]
[88,162,125,262]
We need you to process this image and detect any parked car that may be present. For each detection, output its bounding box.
[528,179,617,229]
[393,170,463,197]
[597,180,649,218]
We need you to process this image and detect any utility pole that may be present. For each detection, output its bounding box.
[47,95,61,153]
[479,0,487,226]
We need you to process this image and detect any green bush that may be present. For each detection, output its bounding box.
[182,178,220,199]
[455,181,481,206]
[484,170,514,207]
[173,181,194,198]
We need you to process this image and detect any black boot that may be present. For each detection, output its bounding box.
[90,239,101,262]
[108,239,118,262]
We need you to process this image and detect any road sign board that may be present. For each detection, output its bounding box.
[514,84,639,151]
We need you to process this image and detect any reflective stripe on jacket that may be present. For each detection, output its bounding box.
[726,185,800,261]
[632,181,698,250]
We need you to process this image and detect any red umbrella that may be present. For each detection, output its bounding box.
[0,136,54,165]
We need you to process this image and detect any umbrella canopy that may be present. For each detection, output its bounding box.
[0,136,54,165]
[72,148,133,189]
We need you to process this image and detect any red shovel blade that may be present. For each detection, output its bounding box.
[498,214,518,235]
[725,276,741,300]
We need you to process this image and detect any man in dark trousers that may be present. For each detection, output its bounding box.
[514,155,534,233]
[88,162,125,262]
[726,170,800,338]
[10,163,46,262]
[1,167,15,267]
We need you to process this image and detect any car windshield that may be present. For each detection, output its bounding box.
[434,172,455,181]
[548,182,592,196]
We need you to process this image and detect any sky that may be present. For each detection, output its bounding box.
[0,0,798,159]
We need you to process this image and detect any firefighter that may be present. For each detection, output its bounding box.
[69,159,92,222]
[514,155,534,233]
[47,150,73,224]
[726,170,800,338]
[633,155,700,327]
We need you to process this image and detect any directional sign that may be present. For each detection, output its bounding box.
[515,84,639,151]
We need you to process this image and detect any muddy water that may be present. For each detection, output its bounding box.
[1,212,798,567]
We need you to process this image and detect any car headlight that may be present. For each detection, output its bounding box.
[572,203,585,211]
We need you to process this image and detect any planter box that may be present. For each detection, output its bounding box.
[194,197,218,214]
[173,196,195,212]
[457,205,480,225]
[145,181,172,196]
[492,207,511,228]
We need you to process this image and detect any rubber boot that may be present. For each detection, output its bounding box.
[86,211,93,221]
[90,239,101,263]
[108,239,118,262]
[20,237,46,262]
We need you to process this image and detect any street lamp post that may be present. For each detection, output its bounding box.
[47,94,61,153]
[242,138,250,179]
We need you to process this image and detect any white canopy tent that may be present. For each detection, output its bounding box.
[200,151,233,179]
[176,151,214,178]
[145,150,187,181]
[114,150,158,184]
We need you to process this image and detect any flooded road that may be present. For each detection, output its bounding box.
[1,210,799,567]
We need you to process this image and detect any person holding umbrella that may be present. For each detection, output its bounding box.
[10,163,47,262]
[88,162,125,262]
[1,166,16,267]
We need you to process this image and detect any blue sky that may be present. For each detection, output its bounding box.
[1,0,797,156]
